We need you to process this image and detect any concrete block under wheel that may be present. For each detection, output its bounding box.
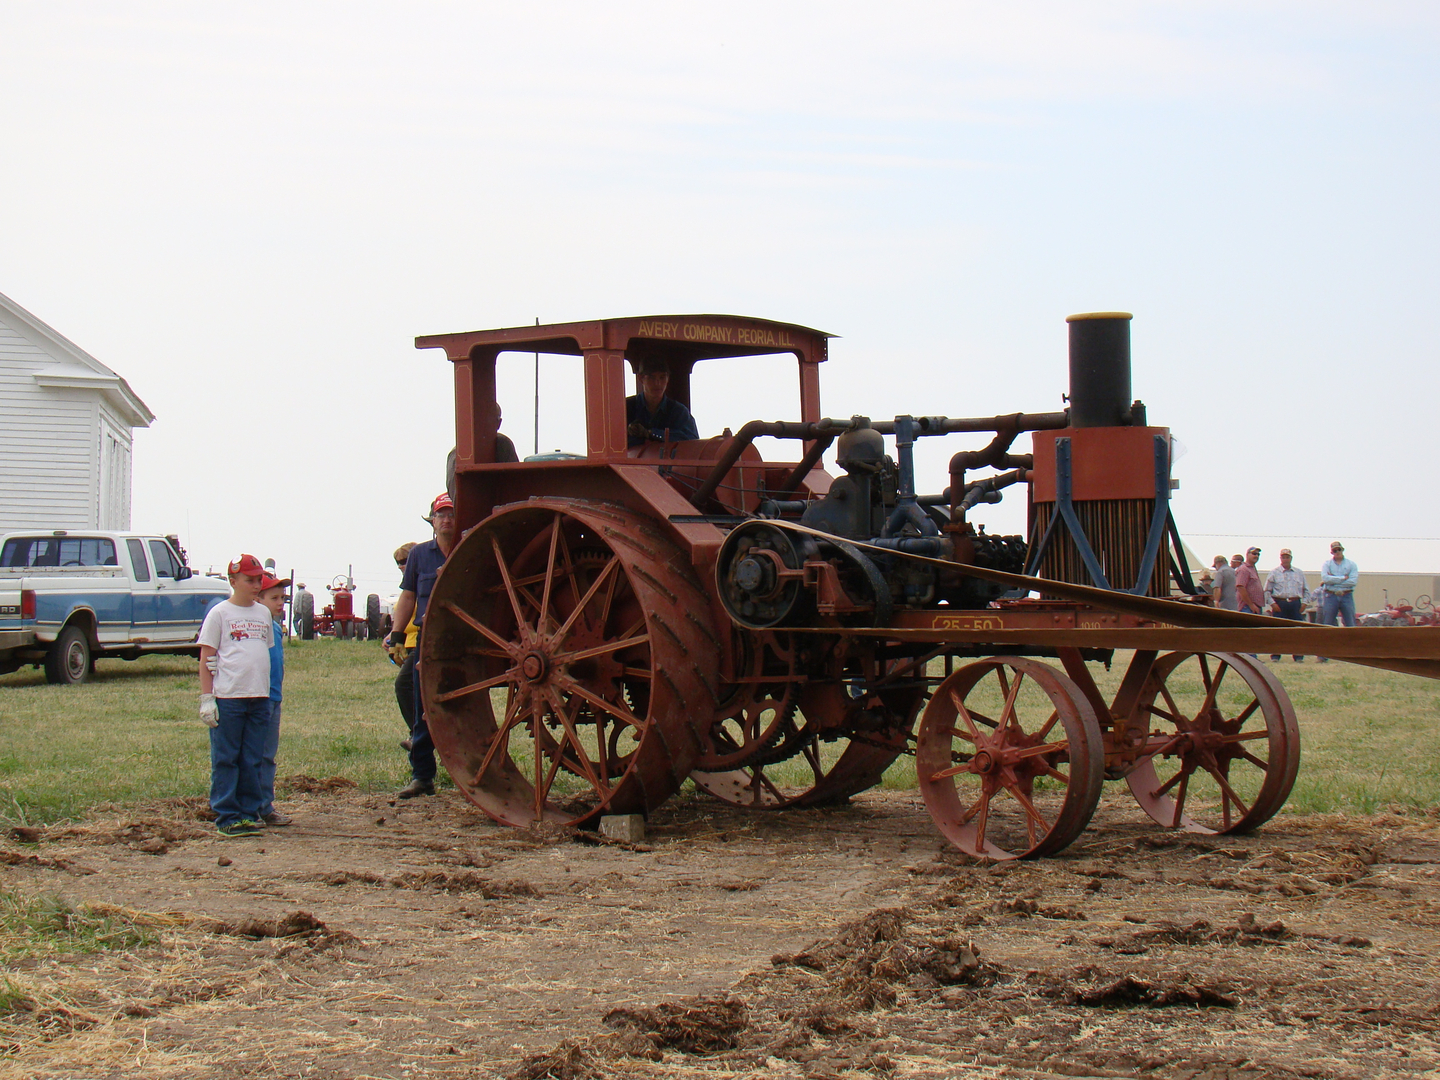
[600,815,645,842]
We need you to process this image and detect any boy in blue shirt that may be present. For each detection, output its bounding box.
[256,573,293,826]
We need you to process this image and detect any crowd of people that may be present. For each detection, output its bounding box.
[1199,541,1359,662]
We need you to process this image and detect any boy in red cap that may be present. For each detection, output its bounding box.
[197,554,274,838]
[256,572,293,826]
[384,494,456,797]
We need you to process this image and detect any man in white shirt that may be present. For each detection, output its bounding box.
[1264,547,1309,662]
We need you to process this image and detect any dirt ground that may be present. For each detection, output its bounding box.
[3,783,1439,1080]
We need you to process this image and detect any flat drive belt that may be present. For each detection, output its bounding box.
[755,519,1440,678]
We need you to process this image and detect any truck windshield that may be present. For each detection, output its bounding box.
[1,537,119,568]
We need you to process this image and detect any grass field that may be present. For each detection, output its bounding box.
[1,640,1437,825]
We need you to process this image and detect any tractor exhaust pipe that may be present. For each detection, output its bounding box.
[1067,311,1133,428]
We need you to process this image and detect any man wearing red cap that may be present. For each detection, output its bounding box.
[385,494,456,797]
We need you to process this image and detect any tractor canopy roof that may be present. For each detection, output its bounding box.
[415,314,833,369]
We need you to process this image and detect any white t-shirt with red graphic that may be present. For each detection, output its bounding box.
[198,600,274,698]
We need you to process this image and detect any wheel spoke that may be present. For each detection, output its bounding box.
[538,515,561,637]
[1034,708,1061,742]
[1198,660,1228,719]
[531,696,546,820]
[554,673,645,731]
[492,536,533,636]
[1234,697,1259,724]
[957,794,985,826]
[1039,764,1069,785]
[950,688,983,744]
[441,600,520,656]
[801,738,824,783]
[435,671,513,703]
[1238,747,1269,770]
[552,632,650,666]
[547,688,610,800]
[1171,770,1190,827]
[1006,783,1049,846]
[1144,700,1187,728]
[551,556,620,650]
[1204,761,1251,828]
[1010,740,1069,761]
[1153,767,1185,799]
[994,667,1025,741]
[1216,729,1269,744]
[472,688,528,785]
[929,762,973,781]
[1156,685,1187,729]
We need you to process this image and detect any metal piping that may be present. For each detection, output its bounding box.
[871,411,1069,436]
[690,417,858,508]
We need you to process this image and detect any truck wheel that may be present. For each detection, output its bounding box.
[297,591,315,640]
[44,626,92,685]
[366,594,382,639]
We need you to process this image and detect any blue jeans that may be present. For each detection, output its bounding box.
[259,701,281,816]
[210,697,270,826]
[1322,591,1357,627]
[410,662,436,783]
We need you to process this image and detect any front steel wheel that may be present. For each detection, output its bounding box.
[420,499,718,828]
[916,657,1104,860]
[1124,651,1300,834]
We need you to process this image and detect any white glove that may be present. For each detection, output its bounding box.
[200,693,219,728]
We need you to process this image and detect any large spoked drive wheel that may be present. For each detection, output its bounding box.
[1124,652,1300,834]
[420,499,718,828]
[916,657,1104,860]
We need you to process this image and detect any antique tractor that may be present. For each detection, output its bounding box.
[417,313,1440,859]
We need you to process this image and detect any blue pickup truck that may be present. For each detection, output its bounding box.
[0,530,231,684]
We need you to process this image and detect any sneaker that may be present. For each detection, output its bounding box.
[261,811,293,827]
[217,819,262,838]
[396,778,435,799]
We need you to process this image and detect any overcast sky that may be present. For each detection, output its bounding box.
[2,2,1437,598]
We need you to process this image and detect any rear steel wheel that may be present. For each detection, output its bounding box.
[420,499,718,827]
[1124,651,1300,834]
[691,676,922,809]
[916,657,1104,860]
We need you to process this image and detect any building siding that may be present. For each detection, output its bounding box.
[0,313,105,530]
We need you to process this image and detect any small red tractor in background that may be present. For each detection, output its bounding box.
[292,569,384,640]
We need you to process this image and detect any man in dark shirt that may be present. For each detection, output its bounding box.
[626,358,699,446]
[446,404,520,502]
[384,493,456,797]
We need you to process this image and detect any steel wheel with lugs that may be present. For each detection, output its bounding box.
[420,499,719,828]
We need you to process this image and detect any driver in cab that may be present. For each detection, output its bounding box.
[626,358,698,446]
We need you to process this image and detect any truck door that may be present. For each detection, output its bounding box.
[146,540,187,639]
[127,538,160,633]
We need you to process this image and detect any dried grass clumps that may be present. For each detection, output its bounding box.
[772,907,1000,1014]
[602,995,748,1053]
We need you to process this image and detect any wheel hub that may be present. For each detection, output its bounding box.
[520,651,548,683]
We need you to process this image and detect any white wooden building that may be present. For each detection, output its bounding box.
[0,290,154,532]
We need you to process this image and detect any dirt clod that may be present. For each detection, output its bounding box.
[281,774,357,794]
